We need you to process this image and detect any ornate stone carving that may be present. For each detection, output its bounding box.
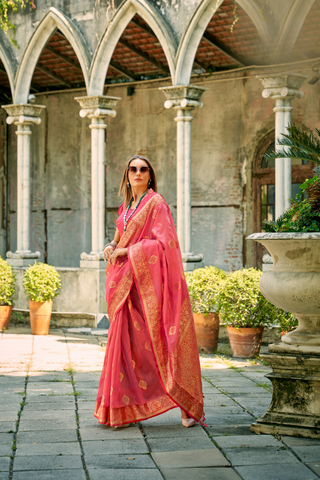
[80,252,104,261]
[2,103,45,125]
[75,95,121,118]
[257,72,308,99]
[6,251,40,259]
[160,85,207,109]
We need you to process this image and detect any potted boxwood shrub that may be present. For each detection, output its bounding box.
[216,268,279,358]
[23,262,61,335]
[186,266,226,353]
[0,256,15,330]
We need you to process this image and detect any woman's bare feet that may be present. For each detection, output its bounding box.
[181,409,196,428]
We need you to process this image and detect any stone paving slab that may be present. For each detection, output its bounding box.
[206,424,255,436]
[85,454,156,469]
[205,413,254,425]
[0,444,12,456]
[148,435,215,452]
[12,470,87,480]
[0,412,18,422]
[22,410,75,421]
[23,402,75,411]
[25,395,75,404]
[292,447,320,462]
[308,464,320,476]
[17,429,78,444]
[213,434,281,448]
[13,455,83,471]
[19,418,77,431]
[283,437,320,447]
[161,467,242,480]
[152,448,230,469]
[82,439,149,455]
[0,474,8,480]
[0,422,16,433]
[223,446,298,466]
[142,425,205,439]
[235,462,318,480]
[0,456,11,471]
[0,432,13,445]
[80,426,143,440]
[88,468,163,480]
[16,441,81,456]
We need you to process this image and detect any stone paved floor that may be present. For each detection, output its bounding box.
[1,325,320,480]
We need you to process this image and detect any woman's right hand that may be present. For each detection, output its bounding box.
[103,246,115,262]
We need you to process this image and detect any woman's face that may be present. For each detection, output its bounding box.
[128,159,151,190]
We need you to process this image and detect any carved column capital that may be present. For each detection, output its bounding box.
[159,85,207,110]
[257,72,308,100]
[75,95,121,119]
[1,103,45,125]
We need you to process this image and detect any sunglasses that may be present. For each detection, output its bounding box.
[128,166,150,173]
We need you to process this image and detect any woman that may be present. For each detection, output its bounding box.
[95,155,204,428]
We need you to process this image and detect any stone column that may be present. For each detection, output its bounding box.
[257,72,308,218]
[75,95,121,268]
[159,85,207,271]
[2,103,45,266]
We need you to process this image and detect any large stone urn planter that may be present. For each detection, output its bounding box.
[247,232,320,439]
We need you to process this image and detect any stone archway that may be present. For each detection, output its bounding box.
[14,7,91,104]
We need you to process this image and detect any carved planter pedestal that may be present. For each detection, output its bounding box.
[247,233,320,439]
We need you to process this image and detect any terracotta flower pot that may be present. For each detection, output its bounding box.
[0,305,13,330]
[227,326,264,358]
[193,312,220,354]
[29,300,53,335]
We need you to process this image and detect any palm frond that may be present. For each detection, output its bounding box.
[263,124,320,165]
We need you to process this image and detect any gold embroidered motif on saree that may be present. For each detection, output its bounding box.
[122,395,130,405]
[139,380,147,390]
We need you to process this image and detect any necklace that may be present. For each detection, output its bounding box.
[123,189,149,231]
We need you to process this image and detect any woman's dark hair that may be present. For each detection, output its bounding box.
[118,155,157,208]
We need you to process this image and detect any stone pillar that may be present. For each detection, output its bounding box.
[75,95,121,267]
[75,96,121,329]
[160,85,207,271]
[257,73,308,218]
[2,104,45,266]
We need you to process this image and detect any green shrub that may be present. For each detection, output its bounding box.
[186,266,227,315]
[0,256,15,306]
[23,262,61,303]
[216,268,295,329]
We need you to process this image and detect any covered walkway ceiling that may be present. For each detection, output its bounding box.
[1,0,320,101]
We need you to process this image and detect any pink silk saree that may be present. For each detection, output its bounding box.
[95,190,204,426]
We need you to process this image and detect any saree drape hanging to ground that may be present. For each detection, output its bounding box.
[95,191,204,427]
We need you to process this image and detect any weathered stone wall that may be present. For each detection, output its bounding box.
[5,65,320,271]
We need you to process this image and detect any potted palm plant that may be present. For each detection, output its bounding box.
[0,257,15,330]
[186,266,226,353]
[215,268,285,358]
[248,124,320,346]
[23,262,61,335]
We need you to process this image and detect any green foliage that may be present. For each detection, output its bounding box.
[215,268,293,329]
[0,256,15,306]
[263,124,320,165]
[186,266,227,314]
[23,262,61,302]
[0,0,32,47]
[278,311,298,334]
[263,176,320,232]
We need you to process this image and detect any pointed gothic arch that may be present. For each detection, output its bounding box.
[14,7,91,104]
[272,0,315,61]
[175,0,270,85]
[0,35,16,98]
[88,0,176,96]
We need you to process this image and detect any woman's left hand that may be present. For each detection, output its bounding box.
[109,248,128,265]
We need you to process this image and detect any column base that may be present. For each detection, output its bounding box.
[6,250,40,267]
[250,343,320,439]
[80,251,106,270]
[182,253,204,272]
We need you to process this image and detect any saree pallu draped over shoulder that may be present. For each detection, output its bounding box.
[95,191,204,426]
